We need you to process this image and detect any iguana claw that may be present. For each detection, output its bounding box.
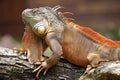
[13,47,28,55]
[33,61,48,78]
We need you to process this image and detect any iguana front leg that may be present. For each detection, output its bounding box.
[33,32,63,77]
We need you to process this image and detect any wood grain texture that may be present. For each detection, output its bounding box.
[0,47,85,80]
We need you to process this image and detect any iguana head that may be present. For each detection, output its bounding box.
[22,6,64,35]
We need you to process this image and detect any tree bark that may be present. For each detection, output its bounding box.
[79,61,120,80]
[0,47,120,80]
[0,47,85,80]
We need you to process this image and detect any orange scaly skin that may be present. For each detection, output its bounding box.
[15,6,120,77]
[76,25,120,47]
[61,22,120,67]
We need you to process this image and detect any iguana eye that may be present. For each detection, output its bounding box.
[32,8,38,13]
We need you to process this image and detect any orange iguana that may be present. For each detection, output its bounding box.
[14,5,120,77]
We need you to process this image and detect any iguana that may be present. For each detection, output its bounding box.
[14,5,120,77]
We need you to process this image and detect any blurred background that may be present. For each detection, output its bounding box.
[0,0,120,48]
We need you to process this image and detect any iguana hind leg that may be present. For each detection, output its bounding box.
[84,52,109,74]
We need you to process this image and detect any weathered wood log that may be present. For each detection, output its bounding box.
[0,47,85,80]
[79,61,120,80]
[0,47,120,80]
